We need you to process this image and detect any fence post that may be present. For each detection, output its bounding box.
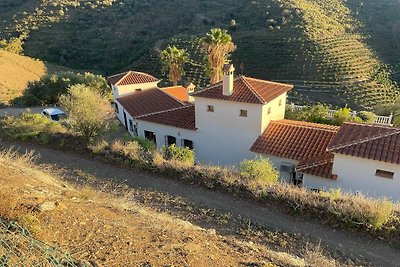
[389,112,394,125]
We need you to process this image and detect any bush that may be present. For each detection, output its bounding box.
[12,93,39,107]
[358,111,377,123]
[239,157,278,190]
[0,113,66,141]
[111,140,143,160]
[162,144,195,165]
[286,104,331,124]
[131,137,156,152]
[59,84,114,141]
[332,107,361,125]
[13,71,111,106]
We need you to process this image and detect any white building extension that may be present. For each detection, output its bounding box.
[108,65,400,201]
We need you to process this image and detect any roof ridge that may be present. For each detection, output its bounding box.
[107,71,129,78]
[328,128,400,152]
[137,104,193,119]
[115,71,132,86]
[240,76,266,104]
[243,76,294,88]
[296,158,333,171]
[191,81,223,96]
[274,120,340,132]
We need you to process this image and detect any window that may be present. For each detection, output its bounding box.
[240,109,248,117]
[207,105,214,112]
[114,103,119,114]
[182,139,194,150]
[267,107,272,114]
[133,124,138,136]
[375,169,394,179]
[144,130,157,144]
[165,135,176,146]
[129,119,134,132]
[279,99,282,106]
[135,89,142,92]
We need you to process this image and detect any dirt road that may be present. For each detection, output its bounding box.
[2,141,399,266]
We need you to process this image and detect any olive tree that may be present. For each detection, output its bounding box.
[59,84,114,141]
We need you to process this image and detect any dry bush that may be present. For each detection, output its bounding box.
[304,244,337,267]
[88,139,109,154]
[111,140,143,160]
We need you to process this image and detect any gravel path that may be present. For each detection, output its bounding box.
[2,141,400,266]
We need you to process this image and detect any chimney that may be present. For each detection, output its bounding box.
[222,64,235,96]
[186,83,196,102]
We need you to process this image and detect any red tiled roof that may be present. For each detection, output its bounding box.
[327,123,400,164]
[139,105,196,131]
[107,71,159,86]
[250,120,339,160]
[297,154,336,180]
[162,86,189,102]
[116,88,184,118]
[191,76,293,104]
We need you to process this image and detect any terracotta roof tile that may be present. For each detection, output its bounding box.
[116,88,184,118]
[297,154,336,180]
[250,120,339,160]
[191,76,293,104]
[139,105,196,130]
[327,123,400,164]
[162,86,189,102]
[107,71,159,86]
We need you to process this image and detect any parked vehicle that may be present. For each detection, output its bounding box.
[41,108,66,122]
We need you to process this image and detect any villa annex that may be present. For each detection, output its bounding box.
[108,65,400,201]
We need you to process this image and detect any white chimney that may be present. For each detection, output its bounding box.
[222,64,235,96]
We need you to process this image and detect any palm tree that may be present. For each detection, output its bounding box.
[203,28,236,84]
[160,46,188,86]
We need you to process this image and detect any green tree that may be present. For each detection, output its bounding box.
[160,46,189,86]
[59,84,114,141]
[14,72,111,106]
[203,28,236,84]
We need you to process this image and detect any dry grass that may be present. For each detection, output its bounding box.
[0,50,46,103]
[0,148,346,266]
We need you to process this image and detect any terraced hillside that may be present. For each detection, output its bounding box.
[0,0,399,108]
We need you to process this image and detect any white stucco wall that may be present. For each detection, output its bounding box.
[302,154,400,201]
[194,97,265,165]
[112,82,158,98]
[332,154,400,200]
[135,120,197,150]
[261,93,287,133]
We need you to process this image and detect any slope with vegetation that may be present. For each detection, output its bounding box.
[1,0,399,108]
[0,148,352,266]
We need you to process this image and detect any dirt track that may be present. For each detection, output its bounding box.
[2,141,400,266]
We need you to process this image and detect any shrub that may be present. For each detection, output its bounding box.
[162,144,195,165]
[131,137,156,152]
[111,140,143,160]
[286,104,331,124]
[239,157,278,190]
[12,93,39,107]
[0,113,66,141]
[332,107,353,125]
[13,71,111,106]
[59,84,114,141]
[88,140,109,154]
[358,111,377,123]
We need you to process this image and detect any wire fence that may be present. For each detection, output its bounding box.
[0,219,92,267]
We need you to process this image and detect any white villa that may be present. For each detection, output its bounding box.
[108,66,400,201]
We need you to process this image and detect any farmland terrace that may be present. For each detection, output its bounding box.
[0,0,399,109]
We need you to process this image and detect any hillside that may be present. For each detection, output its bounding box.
[0,51,46,104]
[0,50,73,104]
[0,148,348,266]
[0,0,399,108]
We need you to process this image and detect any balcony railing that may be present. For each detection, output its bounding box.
[288,104,393,126]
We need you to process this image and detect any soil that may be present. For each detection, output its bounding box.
[1,141,400,266]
